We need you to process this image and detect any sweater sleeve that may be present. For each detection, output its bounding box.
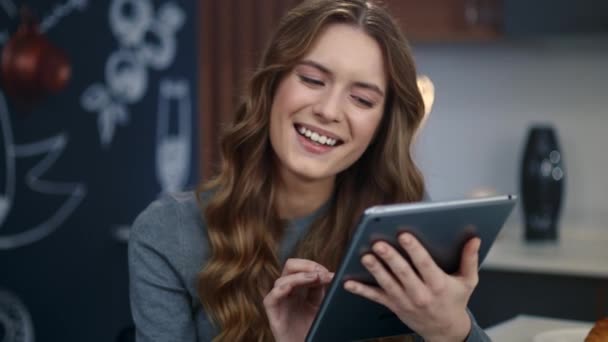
[128,198,197,342]
[464,310,491,342]
[411,310,490,342]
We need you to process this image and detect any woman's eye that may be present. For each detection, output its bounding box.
[298,75,324,87]
[352,95,374,108]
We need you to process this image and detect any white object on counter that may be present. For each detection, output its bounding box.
[486,314,593,342]
[482,222,608,278]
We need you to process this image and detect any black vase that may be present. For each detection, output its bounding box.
[520,125,565,241]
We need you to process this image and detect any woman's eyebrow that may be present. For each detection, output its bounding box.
[353,81,385,97]
[297,59,384,97]
[298,59,332,75]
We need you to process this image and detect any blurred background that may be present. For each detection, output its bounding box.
[1,0,607,341]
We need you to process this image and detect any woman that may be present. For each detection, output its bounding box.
[129,0,490,341]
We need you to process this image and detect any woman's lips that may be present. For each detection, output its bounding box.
[294,123,344,145]
[294,125,338,155]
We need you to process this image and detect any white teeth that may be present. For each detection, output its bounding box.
[296,125,338,146]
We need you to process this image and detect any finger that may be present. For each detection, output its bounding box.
[372,241,428,304]
[264,280,294,309]
[343,280,393,312]
[459,237,481,288]
[361,253,404,298]
[266,272,320,308]
[306,272,335,306]
[282,258,329,276]
[398,233,445,290]
[274,271,321,289]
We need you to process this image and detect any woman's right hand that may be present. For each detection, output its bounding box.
[263,258,334,342]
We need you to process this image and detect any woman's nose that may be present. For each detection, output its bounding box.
[313,89,343,122]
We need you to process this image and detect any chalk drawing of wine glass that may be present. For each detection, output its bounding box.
[156,79,191,193]
[0,289,34,342]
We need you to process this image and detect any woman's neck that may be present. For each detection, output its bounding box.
[275,169,335,220]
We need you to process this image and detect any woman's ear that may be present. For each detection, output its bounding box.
[413,74,435,141]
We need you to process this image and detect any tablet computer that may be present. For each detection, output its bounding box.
[305,194,516,342]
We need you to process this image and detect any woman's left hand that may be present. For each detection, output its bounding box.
[343,233,481,342]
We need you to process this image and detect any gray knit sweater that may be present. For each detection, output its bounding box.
[128,192,490,342]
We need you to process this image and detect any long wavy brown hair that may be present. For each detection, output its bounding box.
[197,0,426,341]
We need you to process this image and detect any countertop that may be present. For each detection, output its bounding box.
[486,314,593,342]
[482,221,608,278]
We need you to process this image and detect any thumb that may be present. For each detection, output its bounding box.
[460,237,481,283]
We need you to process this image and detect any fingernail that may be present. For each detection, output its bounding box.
[373,243,386,255]
[344,281,356,292]
[362,255,375,267]
[400,234,412,245]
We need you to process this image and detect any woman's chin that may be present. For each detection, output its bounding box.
[290,164,336,183]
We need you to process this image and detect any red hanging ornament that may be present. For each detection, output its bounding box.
[1,8,71,107]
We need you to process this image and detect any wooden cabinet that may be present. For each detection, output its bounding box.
[470,270,608,328]
[385,0,502,42]
[471,224,608,327]
[385,0,608,41]
[199,0,300,179]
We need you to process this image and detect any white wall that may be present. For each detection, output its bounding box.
[411,36,608,226]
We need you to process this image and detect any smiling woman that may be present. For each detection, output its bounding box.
[129,1,491,341]
[269,24,387,197]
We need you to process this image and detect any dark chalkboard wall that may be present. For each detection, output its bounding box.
[0,1,198,341]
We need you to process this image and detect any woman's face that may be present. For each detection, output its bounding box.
[269,23,387,184]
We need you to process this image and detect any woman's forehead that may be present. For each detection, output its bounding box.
[301,23,387,89]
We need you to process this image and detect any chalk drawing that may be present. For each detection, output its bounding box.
[156,78,191,193]
[0,0,16,45]
[40,0,89,33]
[136,2,184,70]
[0,289,35,342]
[106,48,148,104]
[81,84,129,147]
[0,92,15,228]
[109,0,153,47]
[1,0,88,44]
[0,0,16,18]
[81,0,186,148]
[0,91,87,250]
